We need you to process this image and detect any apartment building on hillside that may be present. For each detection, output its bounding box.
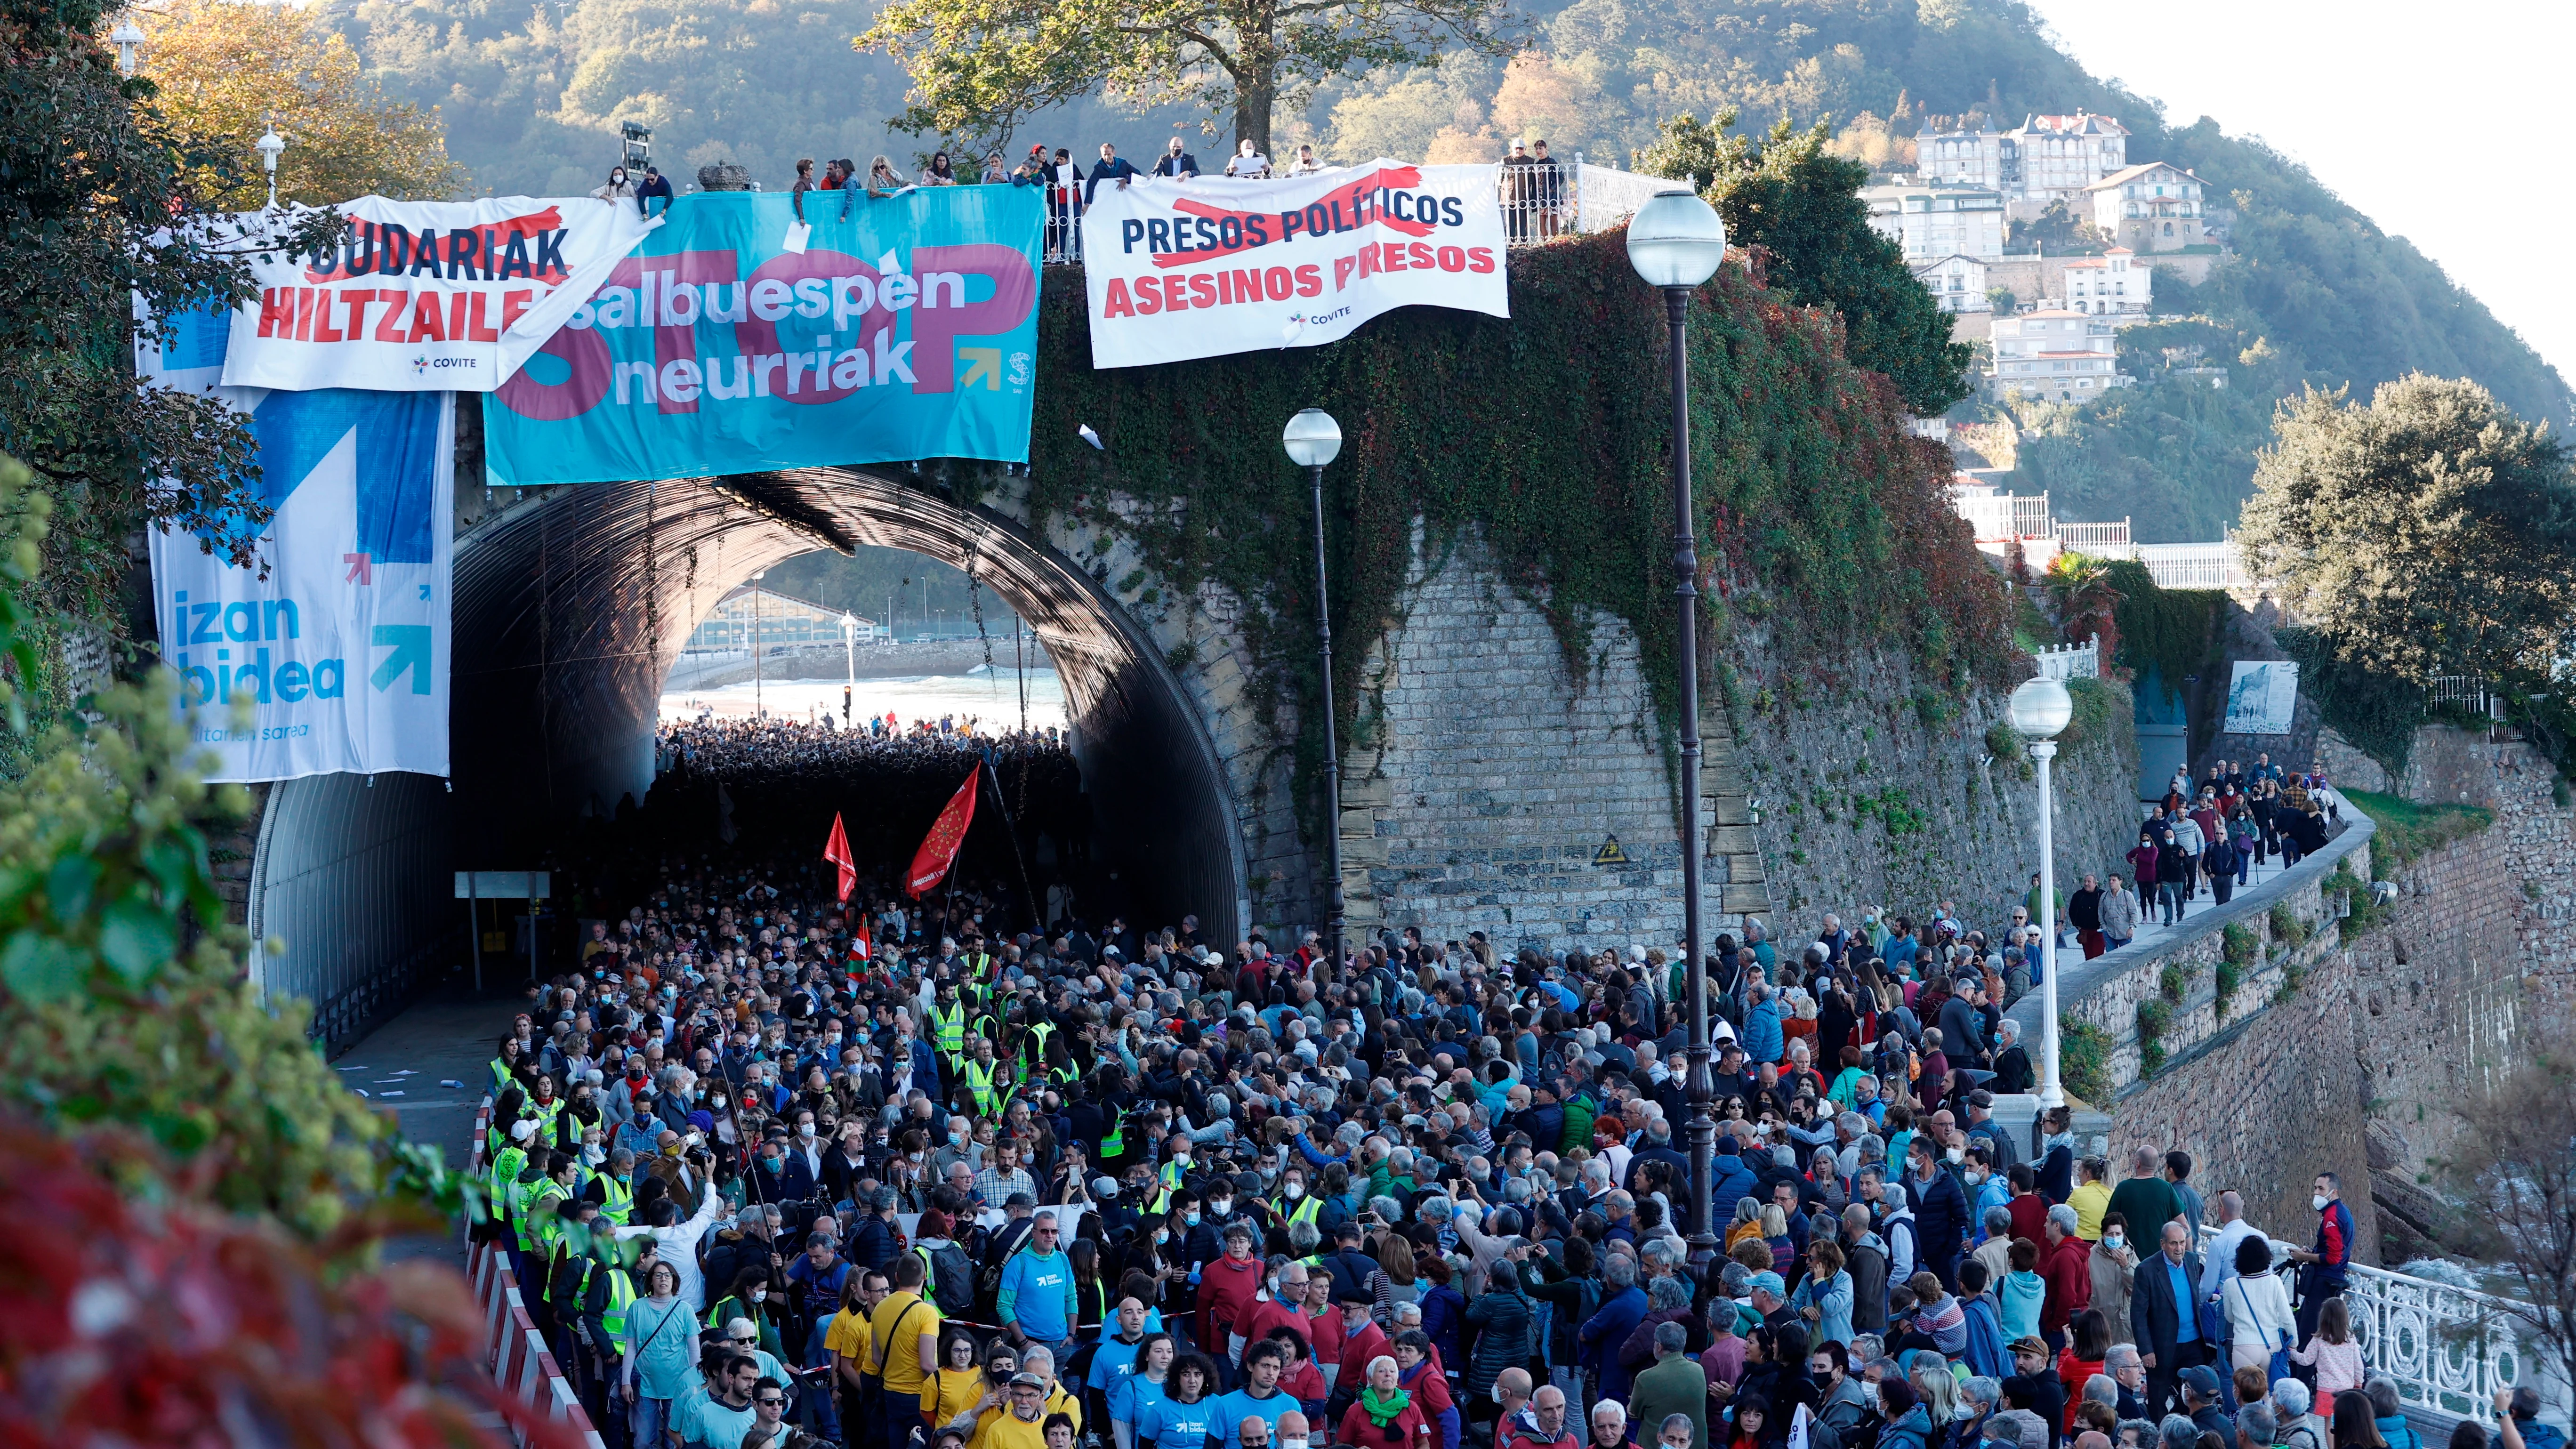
[1987,309,2132,403]
[1862,181,2007,261]
[2084,162,2210,252]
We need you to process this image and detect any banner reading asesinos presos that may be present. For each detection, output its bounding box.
[1079,161,1509,368]
[222,194,660,393]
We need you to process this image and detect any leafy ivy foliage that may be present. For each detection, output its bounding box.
[1636,112,1972,417]
[0,457,478,1242]
[1019,234,2015,836]
[0,0,345,711]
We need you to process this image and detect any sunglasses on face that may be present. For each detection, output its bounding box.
[758,1396,788,1406]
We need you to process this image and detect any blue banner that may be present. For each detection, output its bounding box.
[483,188,1042,483]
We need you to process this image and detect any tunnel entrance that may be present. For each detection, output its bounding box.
[243,467,1248,1046]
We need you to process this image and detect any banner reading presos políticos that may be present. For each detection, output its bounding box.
[223,195,660,393]
[480,188,1043,483]
[1078,161,1509,369]
[142,303,454,782]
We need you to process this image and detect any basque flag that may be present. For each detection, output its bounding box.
[905,767,979,898]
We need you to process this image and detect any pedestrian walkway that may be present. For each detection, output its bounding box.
[2120,848,2300,950]
[332,989,520,1268]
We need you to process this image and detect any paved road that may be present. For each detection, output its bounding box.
[333,989,519,1267]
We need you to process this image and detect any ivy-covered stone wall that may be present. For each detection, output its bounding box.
[1020,234,2024,934]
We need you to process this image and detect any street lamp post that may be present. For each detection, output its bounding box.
[840,612,857,723]
[2010,675,2077,1108]
[751,570,765,718]
[255,120,286,210]
[1627,187,1729,1255]
[110,18,145,76]
[1283,408,1345,970]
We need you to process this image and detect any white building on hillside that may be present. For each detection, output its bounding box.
[2060,247,2152,314]
[1988,309,2132,403]
[2011,112,2130,206]
[2083,162,2208,252]
[1862,181,2007,261]
[1921,126,2011,191]
[1911,253,1991,312]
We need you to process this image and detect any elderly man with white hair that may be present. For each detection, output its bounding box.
[1586,1401,1629,1449]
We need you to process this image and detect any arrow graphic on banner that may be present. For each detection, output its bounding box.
[958,348,1001,390]
[370,624,433,694]
[345,552,374,584]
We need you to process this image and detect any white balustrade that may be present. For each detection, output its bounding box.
[2202,1225,2544,1428]
[2033,636,2099,681]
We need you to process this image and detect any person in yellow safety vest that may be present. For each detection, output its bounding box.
[930,985,968,1072]
[1274,1166,1322,1237]
[963,1045,1005,1117]
[489,1038,527,1098]
[490,1117,539,1232]
[1149,1132,1195,1215]
[580,1237,644,1364]
[589,1149,637,1226]
[1019,1018,1057,1080]
[519,1151,576,1256]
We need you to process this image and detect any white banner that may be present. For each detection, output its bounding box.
[1079,161,1508,368]
[2223,660,2300,735]
[143,304,453,782]
[223,195,660,392]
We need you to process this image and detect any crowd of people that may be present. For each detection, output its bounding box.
[473,804,2552,1449]
[586,133,1583,261]
[2114,756,2339,934]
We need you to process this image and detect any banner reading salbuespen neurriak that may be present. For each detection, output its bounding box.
[482,188,1043,482]
[1079,161,1510,369]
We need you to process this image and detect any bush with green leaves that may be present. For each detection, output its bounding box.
[0,456,474,1241]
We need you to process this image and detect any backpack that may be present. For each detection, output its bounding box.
[918,1240,975,1317]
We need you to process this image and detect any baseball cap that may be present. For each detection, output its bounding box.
[1748,1271,1785,1297]
[2178,1366,2221,1397]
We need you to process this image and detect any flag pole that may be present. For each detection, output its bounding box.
[982,753,1043,932]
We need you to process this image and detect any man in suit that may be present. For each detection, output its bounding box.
[1153,137,1199,178]
[2130,1220,2210,1418]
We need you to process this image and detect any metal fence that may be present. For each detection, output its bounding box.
[1957,491,2054,540]
[2134,540,2246,589]
[2060,518,2132,551]
[2206,1224,2552,1429]
[1036,156,1674,265]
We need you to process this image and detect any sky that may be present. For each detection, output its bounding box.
[2024,0,2576,388]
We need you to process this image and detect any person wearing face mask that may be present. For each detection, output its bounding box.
[592,164,636,203]
[705,1266,787,1361]
[586,1146,638,1226]
[2089,1214,2140,1346]
[1196,1223,1264,1385]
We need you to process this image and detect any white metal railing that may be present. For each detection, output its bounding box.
[1957,491,2053,540]
[2061,519,2132,550]
[2135,540,2246,588]
[2203,1225,2544,1427]
[1573,161,1674,235]
[2033,636,2099,680]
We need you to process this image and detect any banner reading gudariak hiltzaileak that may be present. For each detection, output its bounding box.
[223,195,660,392]
[1078,161,1509,369]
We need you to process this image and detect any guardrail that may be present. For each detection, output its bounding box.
[2206,1223,2539,1428]
[467,1105,609,1449]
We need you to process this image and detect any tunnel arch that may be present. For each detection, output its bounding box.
[245,467,1251,1042]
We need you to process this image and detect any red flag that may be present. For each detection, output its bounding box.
[905,768,980,898]
[823,812,857,903]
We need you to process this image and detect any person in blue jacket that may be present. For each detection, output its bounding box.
[1577,1255,1647,1405]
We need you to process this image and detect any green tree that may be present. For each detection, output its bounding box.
[140,0,467,209]
[2241,375,2576,683]
[0,0,342,688]
[856,0,1517,156]
[1638,111,1971,416]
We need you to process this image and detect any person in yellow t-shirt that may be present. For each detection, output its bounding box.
[2066,1156,2113,1242]
[865,1255,945,1425]
[927,1327,997,1433]
[972,1374,1054,1449]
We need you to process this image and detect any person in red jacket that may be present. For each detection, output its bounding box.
[1498,1385,1578,1449]
[1198,1224,1265,1373]
[1237,1263,1314,1355]
[2038,1205,2093,1351]
[1334,1292,1396,1398]
[1339,1355,1435,1449]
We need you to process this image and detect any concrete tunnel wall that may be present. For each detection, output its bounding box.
[246,466,1249,1040]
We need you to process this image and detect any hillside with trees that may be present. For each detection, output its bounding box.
[313,0,2570,541]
